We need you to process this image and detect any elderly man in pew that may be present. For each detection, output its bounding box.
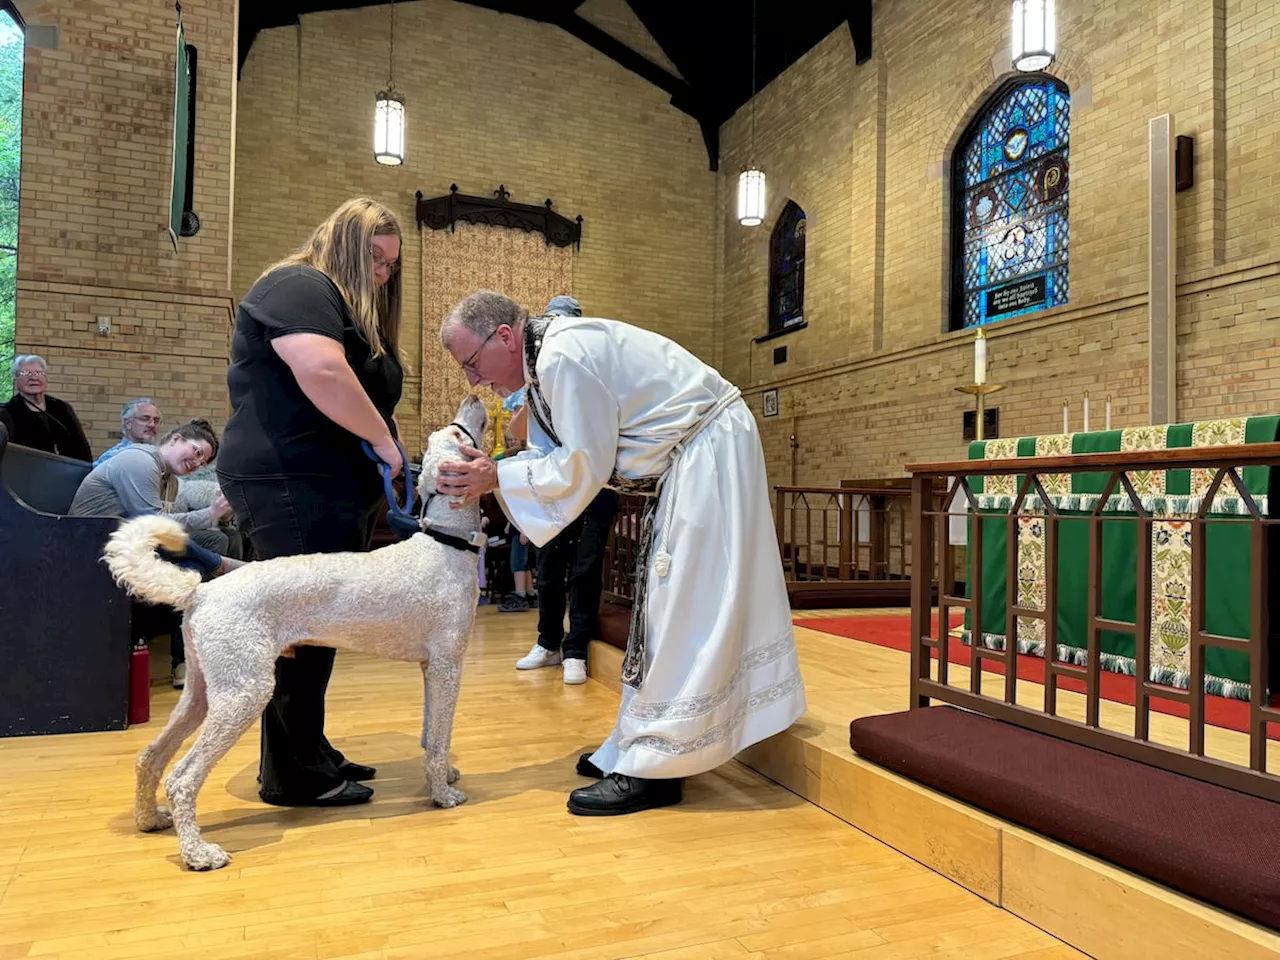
[0,354,92,462]
[69,418,245,689]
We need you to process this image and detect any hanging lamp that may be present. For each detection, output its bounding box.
[1012,0,1056,72]
[738,0,766,226]
[374,0,404,165]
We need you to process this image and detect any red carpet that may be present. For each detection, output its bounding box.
[794,613,1280,740]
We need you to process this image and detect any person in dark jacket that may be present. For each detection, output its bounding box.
[0,355,92,461]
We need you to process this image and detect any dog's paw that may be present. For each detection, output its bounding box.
[447,765,461,785]
[182,841,232,871]
[136,805,173,832]
[431,785,467,808]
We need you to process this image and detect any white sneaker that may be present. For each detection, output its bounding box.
[563,658,587,685]
[516,643,563,670]
[172,662,186,689]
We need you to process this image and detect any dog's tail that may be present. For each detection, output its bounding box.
[103,515,202,611]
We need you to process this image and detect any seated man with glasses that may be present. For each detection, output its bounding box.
[70,418,245,688]
[94,397,164,467]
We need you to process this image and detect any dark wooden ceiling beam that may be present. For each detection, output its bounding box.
[556,14,691,106]
[848,2,873,64]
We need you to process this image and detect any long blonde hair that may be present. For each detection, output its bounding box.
[262,198,402,359]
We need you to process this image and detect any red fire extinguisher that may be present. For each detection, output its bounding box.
[129,638,150,726]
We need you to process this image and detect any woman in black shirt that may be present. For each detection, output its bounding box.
[218,197,405,808]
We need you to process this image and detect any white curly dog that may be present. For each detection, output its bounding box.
[104,395,488,871]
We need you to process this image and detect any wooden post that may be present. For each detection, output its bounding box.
[774,487,787,580]
[838,493,853,581]
[910,474,933,709]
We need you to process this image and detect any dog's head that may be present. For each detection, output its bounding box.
[418,393,489,500]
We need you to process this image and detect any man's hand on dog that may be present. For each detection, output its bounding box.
[437,445,498,505]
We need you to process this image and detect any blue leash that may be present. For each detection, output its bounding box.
[362,438,420,540]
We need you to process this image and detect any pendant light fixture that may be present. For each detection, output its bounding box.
[737,0,766,227]
[1012,0,1057,72]
[374,0,404,165]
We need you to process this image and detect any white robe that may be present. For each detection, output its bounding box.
[495,317,806,779]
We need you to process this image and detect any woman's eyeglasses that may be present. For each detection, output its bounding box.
[370,248,400,276]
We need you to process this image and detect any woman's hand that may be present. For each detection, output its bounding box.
[436,444,498,504]
[210,489,232,523]
[371,435,403,479]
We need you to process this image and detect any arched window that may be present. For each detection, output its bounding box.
[0,2,22,399]
[951,75,1069,330]
[768,200,806,334]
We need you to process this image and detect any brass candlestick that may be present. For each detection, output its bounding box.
[956,383,1006,441]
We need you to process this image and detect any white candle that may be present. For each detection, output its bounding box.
[1083,392,1090,433]
[1062,400,1069,435]
[1105,395,1112,431]
[974,329,988,385]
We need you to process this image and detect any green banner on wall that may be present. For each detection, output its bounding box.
[168,21,189,249]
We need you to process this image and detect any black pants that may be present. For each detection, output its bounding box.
[219,473,379,802]
[536,489,619,662]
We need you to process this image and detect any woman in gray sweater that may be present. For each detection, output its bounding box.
[71,419,243,686]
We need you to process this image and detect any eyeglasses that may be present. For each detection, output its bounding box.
[129,415,163,426]
[184,439,212,467]
[461,327,499,373]
[15,369,45,379]
[370,247,400,276]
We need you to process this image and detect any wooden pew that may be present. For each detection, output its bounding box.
[0,423,131,736]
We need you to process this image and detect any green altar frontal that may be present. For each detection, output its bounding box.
[963,416,1280,701]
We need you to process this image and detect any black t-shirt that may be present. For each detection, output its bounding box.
[218,265,403,486]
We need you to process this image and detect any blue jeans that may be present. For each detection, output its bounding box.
[157,538,223,577]
[509,532,534,572]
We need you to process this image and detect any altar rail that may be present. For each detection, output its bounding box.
[774,480,955,608]
[602,481,950,610]
[908,443,1280,803]
[602,493,647,605]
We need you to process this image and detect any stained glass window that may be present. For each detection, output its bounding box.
[768,200,806,334]
[952,76,1069,329]
[0,4,21,398]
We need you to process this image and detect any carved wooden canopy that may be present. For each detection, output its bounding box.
[415,185,583,249]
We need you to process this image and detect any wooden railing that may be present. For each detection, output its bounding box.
[908,443,1280,802]
[774,479,951,608]
[602,493,647,605]
[602,479,949,611]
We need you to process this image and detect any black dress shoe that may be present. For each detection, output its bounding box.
[567,773,682,816]
[259,781,373,808]
[576,753,605,778]
[337,761,377,781]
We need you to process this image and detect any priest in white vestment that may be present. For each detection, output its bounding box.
[436,290,806,815]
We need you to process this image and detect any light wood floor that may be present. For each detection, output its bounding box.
[0,607,1082,960]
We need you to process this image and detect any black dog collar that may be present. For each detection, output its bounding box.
[450,421,480,448]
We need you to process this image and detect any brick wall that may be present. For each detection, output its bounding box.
[233,0,716,451]
[12,0,1277,482]
[718,0,1280,489]
[13,0,238,454]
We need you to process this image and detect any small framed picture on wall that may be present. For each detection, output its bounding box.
[762,388,779,418]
